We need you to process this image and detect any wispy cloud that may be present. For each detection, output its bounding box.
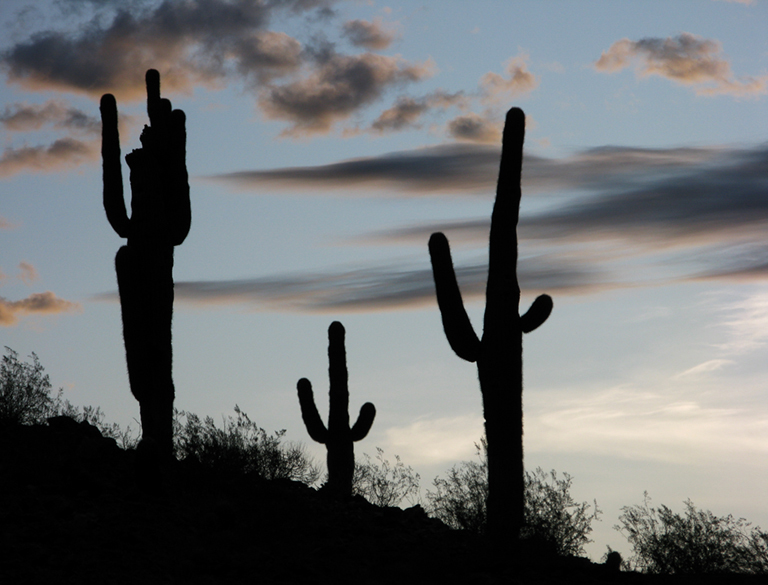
[0,292,82,326]
[480,53,539,103]
[595,33,768,97]
[527,386,768,464]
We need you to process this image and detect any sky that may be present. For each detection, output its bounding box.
[1,0,767,560]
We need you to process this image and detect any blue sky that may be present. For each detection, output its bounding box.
[2,0,767,559]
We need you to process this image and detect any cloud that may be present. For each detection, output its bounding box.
[382,415,485,466]
[0,137,97,177]
[1,0,332,98]
[368,90,467,133]
[212,143,502,193]
[95,253,599,313]
[480,54,539,102]
[0,292,82,326]
[595,33,768,97]
[0,217,16,230]
[342,17,397,50]
[527,386,768,464]
[259,51,435,136]
[0,100,100,134]
[446,113,501,144]
[210,141,720,196]
[17,262,38,285]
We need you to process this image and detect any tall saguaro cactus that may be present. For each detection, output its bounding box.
[428,107,552,541]
[297,321,376,496]
[100,69,191,460]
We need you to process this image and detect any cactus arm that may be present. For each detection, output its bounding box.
[145,69,162,129]
[169,108,191,246]
[520,294,553,333]
[349,402,376,442]
[428,232,481,363]
[100,93,130,238]
[297,378,329,444]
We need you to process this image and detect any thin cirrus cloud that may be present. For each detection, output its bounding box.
[94,255,600,313]
[204,139,768,311]
[595,32,768,97]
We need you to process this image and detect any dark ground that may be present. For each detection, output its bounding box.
[1,417,763,584]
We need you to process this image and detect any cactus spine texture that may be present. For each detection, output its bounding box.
[100,69,191,460]
[428,107,552,542]
[297,321,376,496]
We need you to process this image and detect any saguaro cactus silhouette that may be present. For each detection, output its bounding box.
[100,69,190,460]
[297,321,376,496]
[428,107,552,541]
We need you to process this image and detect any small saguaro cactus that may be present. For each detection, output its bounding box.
[100,69,191,462]
[428,107,552,542]
[297,321,376,496]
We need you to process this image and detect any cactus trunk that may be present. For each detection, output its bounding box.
[429,107,552,543]
[100,69,190,464]
[297,321,376,496]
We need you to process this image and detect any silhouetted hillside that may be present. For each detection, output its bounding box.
[1,417,763,584]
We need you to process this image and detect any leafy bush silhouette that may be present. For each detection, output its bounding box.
[426,440,600,557]
[352,447,421,507]
[173,405,321,484]
[0,347,59,425]
[617,493,768,574]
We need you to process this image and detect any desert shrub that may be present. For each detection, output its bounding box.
[0,347,60,425]
[352,447,420,507]
[521,467,601,556]
[173,405,321,485]
[426,440,600,556]
[617,493,768,574]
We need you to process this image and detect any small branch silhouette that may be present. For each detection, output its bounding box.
[297,321,376,496]
[428,107,552,542]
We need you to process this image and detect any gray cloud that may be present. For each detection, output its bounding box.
[0,291,82,326]
[595,33,768,97]
[2,0,333,98]
[447,113,501,144]
[210,142,720,195]
[1,100,100,134]
[94,255,600,313]
[369,90,467,133]
[342,18,397,50]
[259,50,434,136]
[0,137,97,177]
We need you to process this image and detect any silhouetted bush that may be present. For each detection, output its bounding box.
[0,347,60,425]
[352,447,421,507]
[174,405,321,484]
[617,493,768,574]
[426,441,600,556]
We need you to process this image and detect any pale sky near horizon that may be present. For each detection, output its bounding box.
[2,0,768,560]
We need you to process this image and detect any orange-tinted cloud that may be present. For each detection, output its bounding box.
[0,100,100,134]
[0,292,82,326]
[480,54,539,103]
[446,113,501,144]
[595,33,768,97]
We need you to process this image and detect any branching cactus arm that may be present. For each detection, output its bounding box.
[297,378,329,444]
[428,233,481,363]
[350,402,376,442]
[99,94,130,238]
